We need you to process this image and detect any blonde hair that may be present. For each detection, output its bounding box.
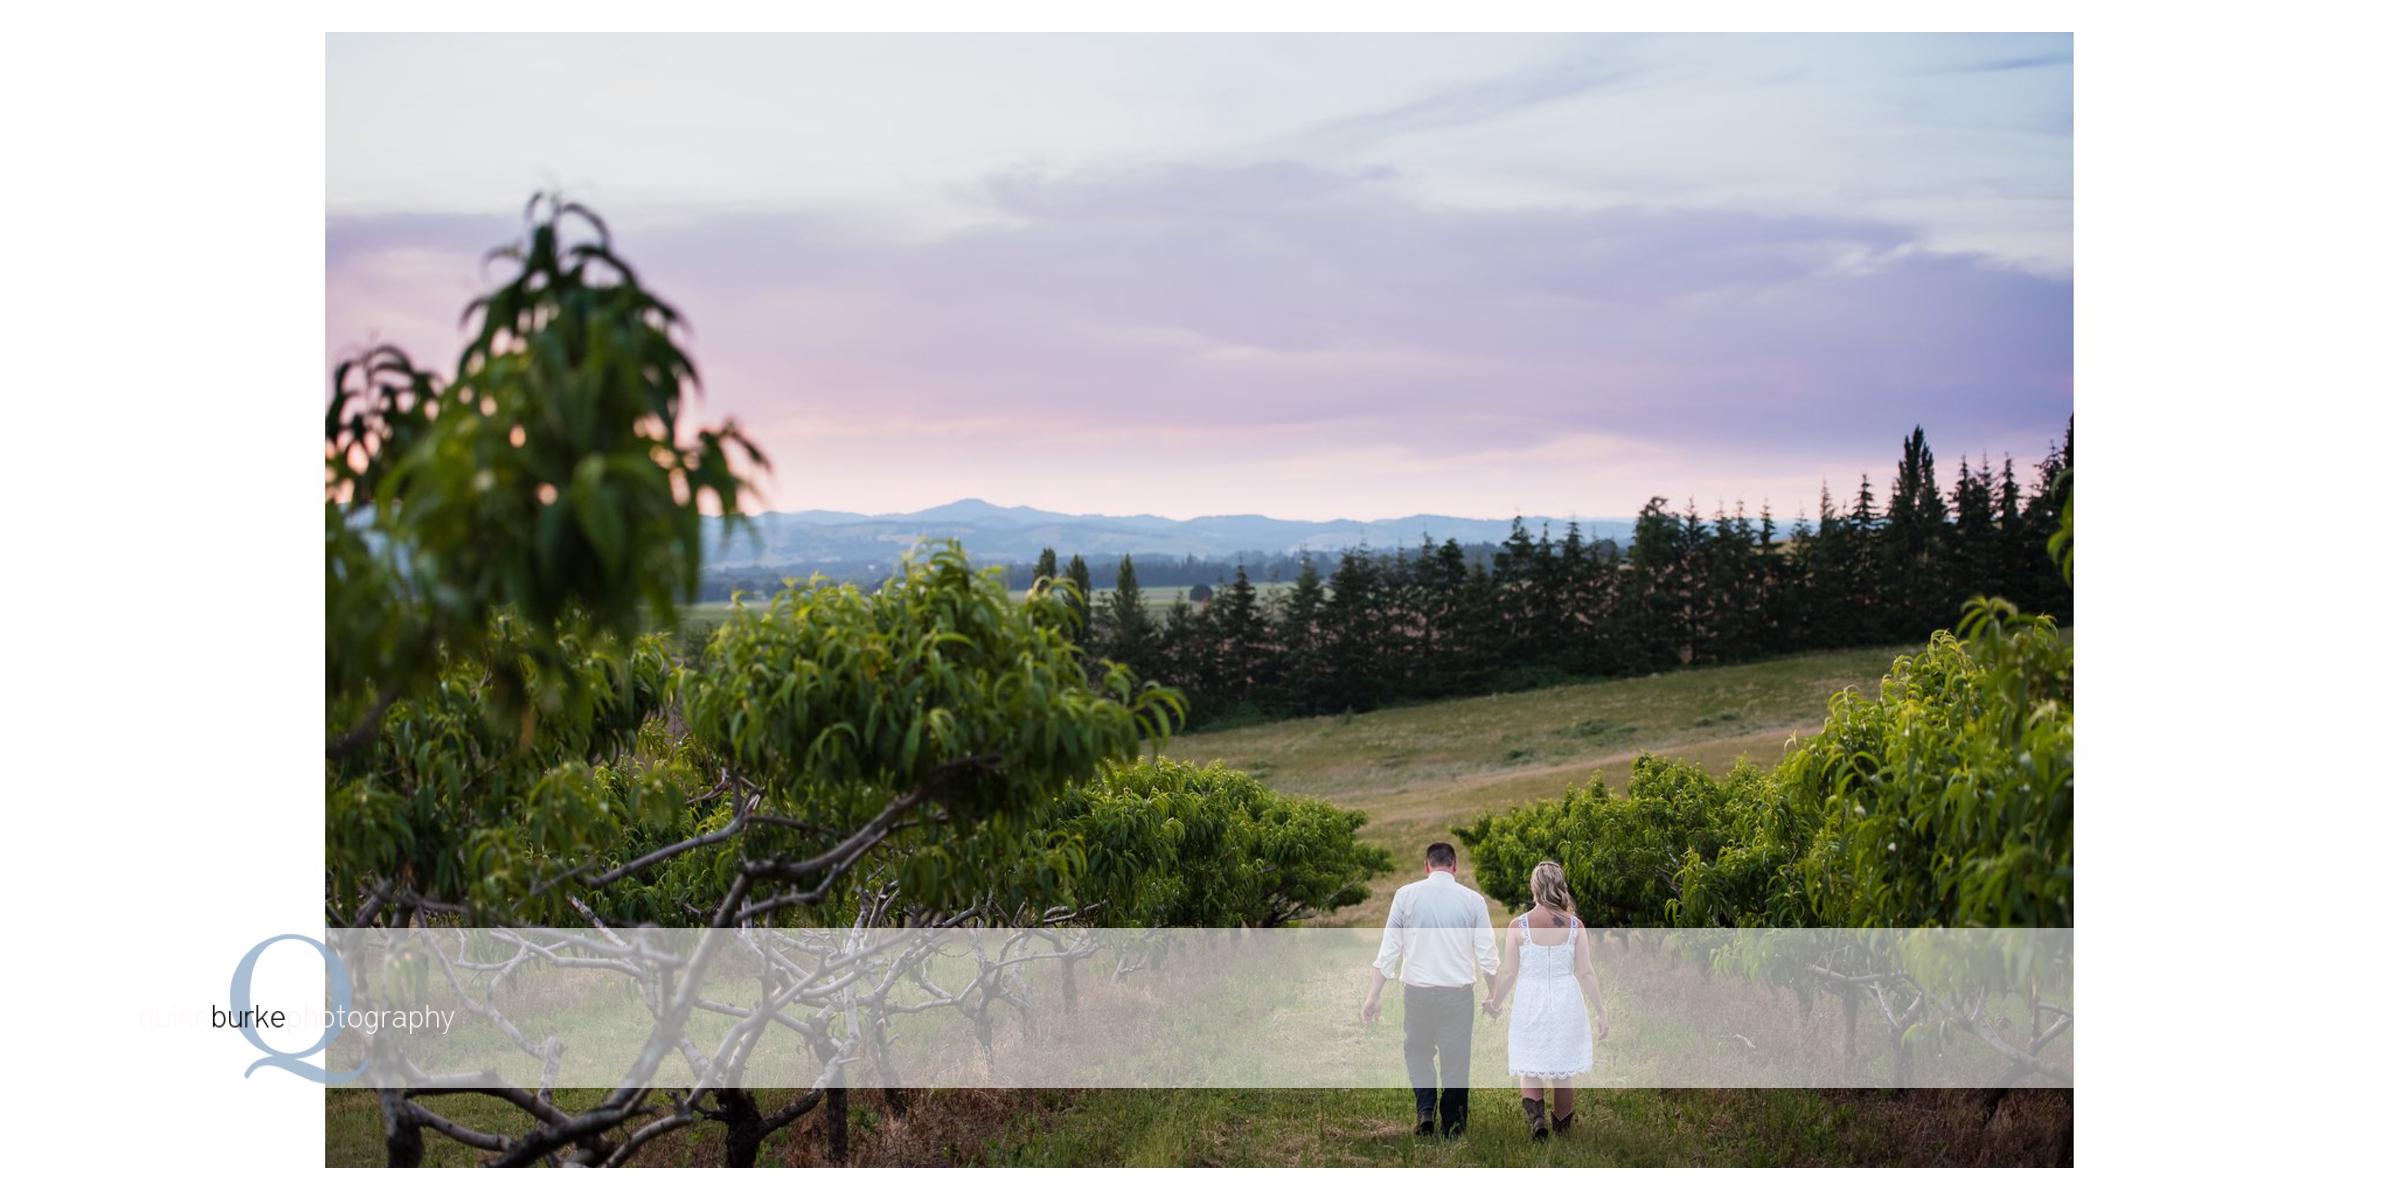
[1529,861,1575,916]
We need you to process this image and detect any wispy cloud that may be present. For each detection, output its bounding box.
[1280,52,1656,154]
[1955,50,2074,75]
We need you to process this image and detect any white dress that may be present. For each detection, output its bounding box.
[1506,913,1595,1079]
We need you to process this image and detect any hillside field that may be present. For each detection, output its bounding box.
[1169,642,1920,926]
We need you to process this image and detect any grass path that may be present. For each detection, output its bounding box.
[968,641,2068,1168]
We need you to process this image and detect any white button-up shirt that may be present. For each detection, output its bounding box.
[1373,869,1501,987]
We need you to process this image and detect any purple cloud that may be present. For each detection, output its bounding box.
[326,163,2069,519]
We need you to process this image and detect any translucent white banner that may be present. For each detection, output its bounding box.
[289,926,2070,1090]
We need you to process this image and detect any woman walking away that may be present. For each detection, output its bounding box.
[1483,861,1609,1140]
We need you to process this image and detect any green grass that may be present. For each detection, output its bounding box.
[979,1086,1873,1167]
[335,1078,2065,1168]
[325,1084,1833,1168]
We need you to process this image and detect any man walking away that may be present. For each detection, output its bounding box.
[1360,842,1500,1138]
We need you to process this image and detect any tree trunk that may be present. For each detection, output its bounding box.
[826,1087,850,1164]
[379,1089,423,1168]
[716,1087,765,1168]
[1843,988,1860,1062]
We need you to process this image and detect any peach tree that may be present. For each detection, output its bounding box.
[325,199,1390,1165]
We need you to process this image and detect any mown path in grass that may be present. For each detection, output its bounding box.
[1164,643,1919,928]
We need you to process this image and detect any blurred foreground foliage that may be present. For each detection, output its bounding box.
[325,198,1380,933]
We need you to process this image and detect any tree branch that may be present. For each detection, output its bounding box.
[403,1101,513,1152]
[327,681,406,759]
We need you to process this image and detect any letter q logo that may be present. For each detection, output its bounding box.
[231,934,365,1084]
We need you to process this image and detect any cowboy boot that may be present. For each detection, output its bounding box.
[1522,1096,1548,1140]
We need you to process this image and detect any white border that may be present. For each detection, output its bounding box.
[13,1,2384,1186]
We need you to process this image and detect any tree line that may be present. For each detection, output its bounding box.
[697,542,1528,602]
[1054,424,2071,727]
[1001,550,1363,594]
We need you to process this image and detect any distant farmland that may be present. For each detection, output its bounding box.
[680,581,1295,628]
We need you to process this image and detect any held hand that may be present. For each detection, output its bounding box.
[1482,997,1501,1019]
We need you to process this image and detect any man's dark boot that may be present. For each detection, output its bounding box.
[1523,1096,1549,1141]
[1416,1109,1437,1137]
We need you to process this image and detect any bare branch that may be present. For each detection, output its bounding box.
[602,1112,694,1168]
[587,810,752,888]
[350,876,398,928]
[403,1101,513,1152]
[1925,987,2074,1085]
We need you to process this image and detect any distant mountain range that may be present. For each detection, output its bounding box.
[701,499,1634,572]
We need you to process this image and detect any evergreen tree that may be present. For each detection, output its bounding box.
[1158,595,1211,720]
[1559,521,1597,675]
[1108,416,2074,729]
[2018,420,2074,621]
[1212,564,1274,706]
[1846,473,1887,640]
[1100,554,1156,679]
[1529,522,1566,666]
[1456,559,1506,692]
[1887,427,1952,635]
[1996,454,2031,601]
[1582,531,1627,676]
[1065,553,1094,642]
[1998,456,2024,537]
[1428,537,1475,691]
[1494,516,1543,663]
[1696,501,1763,663]
[1754,497,1799,655]
[1320,546,1384,711]
[1676,499,1710,663]
[1795,479,1852,649]
[1403,534,1446,696]
[1951,456,2002,602]
[1623,497,1689,670]
[1275,555,1328,711]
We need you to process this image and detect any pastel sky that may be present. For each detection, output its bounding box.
[326,33,2072,522]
